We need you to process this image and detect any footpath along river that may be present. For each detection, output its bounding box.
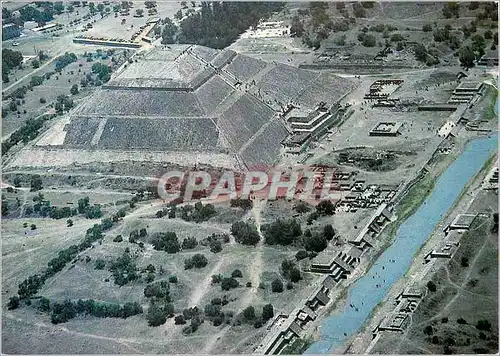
[305,133,498,354]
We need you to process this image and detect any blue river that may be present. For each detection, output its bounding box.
[305,133,498,354]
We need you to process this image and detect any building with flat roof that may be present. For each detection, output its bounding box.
[369,122,403,136]
[478,50,499,66]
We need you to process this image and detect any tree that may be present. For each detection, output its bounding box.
[30,75,44,87]
[304,233,328,253]
[161,17,178,44]
[262,304,274,322]
[7,295,20,310]
[147,303,167,326]
[174,9,183,20]
[94,259,106,270]
[184,254,208,269]
[182,236,198,249]
[459,46,475,68]
[414,43,428,62]
[32,59,40,68]
[231,221,260,246]
[262,218,301,246]
[427,280,437,292]
[70,84,79,95]
[442,2,460,19]
[476,319,491,331]
[422,23,433,32]
[316,200,335,215]
[231,269,243,278]
[221,277,239,291]
[243,305,255,320]
[67,219,73,227]
[38,297,51,312]
[175,314,186,324]
[290,15,304,37]
[271,278,283,293]
[323,224,336,240]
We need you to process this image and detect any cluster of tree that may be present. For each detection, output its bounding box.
[161,17,178,44]
[18,3,55,25]
[146,301,175,326]
[109,250,138,286]
[128,228,147,244]
[262,218,302,246]
[55,52,77,71]
[473,2,497,22]
[352,2,366,18]
[50,299,143,324]
[294,201,311,214]
[230,221,260,245]
[203,301,229,326]
[412,43,439,66]
[307,200,335,224]
[184,254,208,269]
[182,236,198,249]
[2,114,55,156]
[181,306,204,334]
[281,259,302,283]
[91,62,111,83]
[144,281,170,301]
[2,49,23,83]
[229,198,253,210]
[178,202,216,223]
[77,197,103,219]
[176,2,284,48]
[302,225,335,253]
[151,231,181,253]
[357,32,376,47]
[54,94,75,115]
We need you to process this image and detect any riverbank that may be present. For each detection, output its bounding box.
[344,136,498,354]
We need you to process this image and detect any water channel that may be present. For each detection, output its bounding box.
[305,133,498,354]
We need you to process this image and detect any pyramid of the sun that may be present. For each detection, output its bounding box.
[59,44,355,169]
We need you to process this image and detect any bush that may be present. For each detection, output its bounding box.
[424,325,433,335]
[254,319,263,328]
[209,239,222,253]
[271,279,284,293]
[169,275,178,283]
[113,235,123,242]
[460,257,469,267]
[457,317,467,324]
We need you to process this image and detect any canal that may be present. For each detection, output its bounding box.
[305,133,498,354]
